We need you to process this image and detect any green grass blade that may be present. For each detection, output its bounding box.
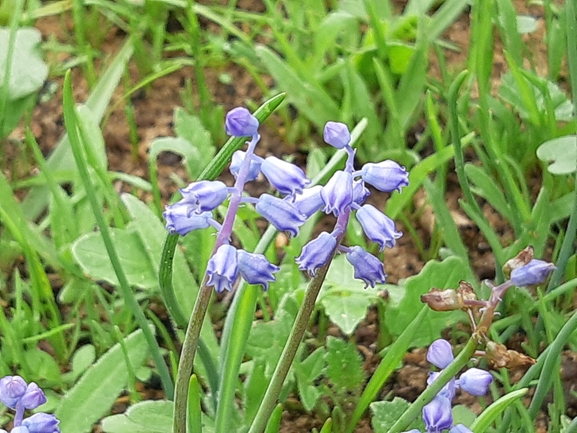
[470,388,528,432]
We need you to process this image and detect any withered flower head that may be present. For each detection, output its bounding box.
[485,341,536,370]
[503,246,534,279]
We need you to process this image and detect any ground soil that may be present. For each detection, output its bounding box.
[2,0,575,432]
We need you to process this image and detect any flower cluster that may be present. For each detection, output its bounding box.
[163,109,408,291]
[0,376,60,433]
[403,340,492,433]
[295,121,408,287]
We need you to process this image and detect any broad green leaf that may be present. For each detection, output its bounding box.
[173,107,215,178]
[370,398,412,433]
[325,337,365,394]
[319,255,381,335]
[101,400,173,433]
[56,329,150,433]
[385,256,469,346]
[536,135,577,175]
[71,228,157,289]
[0,27,48,99]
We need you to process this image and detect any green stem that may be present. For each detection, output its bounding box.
[62,70,174,397]
[248,255,336,433]
[388,337,478,433]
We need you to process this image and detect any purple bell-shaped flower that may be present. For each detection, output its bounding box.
[360,160,409,193]
[20,383,47,410]
[457,368,493,396]
[323,121,351,149]
[292,186,324,218]
[321,171,353,216]
[0,376,27,408]
[163,205,213,236]
[237,250,280,290]
[260,156,311,197]
[230,150,263,182]
[22,413,61,433]
[179,180,229,214]
[355,204,402,251]
[427,339,454,369]
[296,232,337,276]
[344,246,387,288]
[423,396,453,433]
[255,194,307,237]
[510,259,556,286]
[206,245,239,293]
[225,107,259,137]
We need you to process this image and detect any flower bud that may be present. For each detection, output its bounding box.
[0,376,27,408]
[345,246,386,288]
[20,383,47,409]
[237,250,280,290]
[293,186,324,218]
[355,204,402,251]
[261,156,311,196]
[255,194,307,237]
[427,339,454,369]
[423,396,453,433]
[457,368,493,396]
[360,160,409,193]
[225,107,259,137]
[296,232,337,276]
[510,259,556,286]
[321,171,353,216]
[230,150,263,181]
[206,245,239,293]
[22,412,61,433]
[179,180,229,214]
[323,121,351,149]
[163,205,213,236]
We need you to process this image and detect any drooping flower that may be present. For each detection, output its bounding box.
[510,259,556,286]
[255,194,307,237]
[225,107,259,137]
[427,339,454,370]
[179,180,229,214]
[19,383,46,410]
[206,245,239,293]
[230,150,263,182]
[163,205,214,236]
[356,204,402,251]
[360,160,409,193]
[296,232,337,276]
[344,246,387,288]
[423,395,453,433]
[0,376,27,408]
[22,413,61,433]
[260,156,311,196]
[352,180,370,205]
[292,186,324,218]
[457,368,493,396]
[237,250,280,290]
[321,171,353,216]
[323,121,351,149]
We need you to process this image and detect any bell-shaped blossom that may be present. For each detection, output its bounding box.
[321,171,353,216]
[457,368,493,396]
[296,232,337,276]
[22,413,61,433]
[206,245,239,293]
[20,383,46,410]
[427,339,454,369]
[237,250,280,290]
[352,180,370,205]
[163,205,213,236]
[293,186,324,217]
[360,160,409,193]
[260,156,310,196]
[323,121,351,149]
[225,107,259,137]
[356,204,402,251]
[510,259,556,286]
[0,376,27,408]
[11,427,30,433]
[179,180,229,214]
[423,395,453,433]
[255,194,307,237]
[345,246,387,288]
[230,150,263,181]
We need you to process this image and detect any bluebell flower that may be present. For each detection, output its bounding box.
[179,180,229,214]
[10,427,29,433]
[230,150,263,182]
[22,413,60,433]
[423,395,453,433]
[344,246,387,288]
[225,107,259,137]
[206,245,239,293]
[510,259,556,286]
[355,204,402,251]
[260,156,310,196]
[321,171,353,216]
[19,383,46,410]
[360,160,409,193]
[0,376,27,408]
[163,205,213,236]
[427,339,454,369]
[352,180,370,205]
[296,232,337,276]
[255,194,307,237]
[457,368,493,396]
[323,121,351,149]
[237,250,280,290]
[292,186,324,218]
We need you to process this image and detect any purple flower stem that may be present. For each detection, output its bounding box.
[173,134,260,433]
[13,403,24,427]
